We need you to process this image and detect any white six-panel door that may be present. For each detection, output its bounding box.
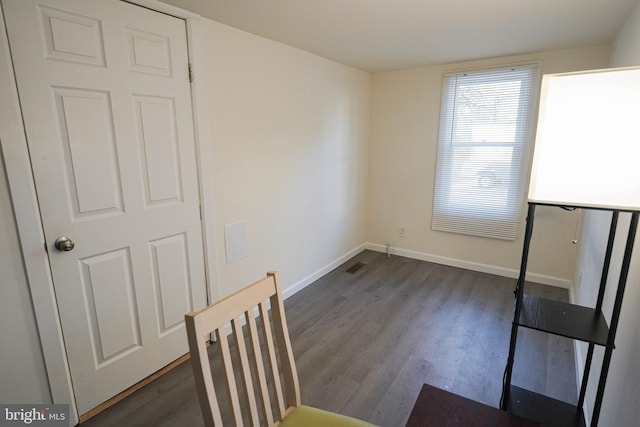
[3,0,207,414]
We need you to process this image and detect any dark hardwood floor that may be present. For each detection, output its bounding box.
[81,250,576,426]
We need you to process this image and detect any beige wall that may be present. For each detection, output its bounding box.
[611,1,640,67]
[573,2,640,425]
[201,19,371,298]
[368,45,610,285]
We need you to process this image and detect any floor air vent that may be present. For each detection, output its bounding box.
[345,262,366,274]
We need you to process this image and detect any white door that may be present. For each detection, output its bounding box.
[3,0,208,415]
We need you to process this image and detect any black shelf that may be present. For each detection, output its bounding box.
[507,385,586,427]
[517,295,610,346]
[502,203,640,426]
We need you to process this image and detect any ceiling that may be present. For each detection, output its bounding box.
[159,0,638,72]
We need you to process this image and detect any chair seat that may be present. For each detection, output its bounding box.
[280,405,378,427]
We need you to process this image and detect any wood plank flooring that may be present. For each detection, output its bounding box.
[81,250,576,426]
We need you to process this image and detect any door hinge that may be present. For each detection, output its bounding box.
[188,63,194,82]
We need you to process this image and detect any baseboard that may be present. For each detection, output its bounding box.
[365,243,572,289]
[218,244,368,334]
[281,243,368,300]
[278,241,572,299]
[78,352,191,423]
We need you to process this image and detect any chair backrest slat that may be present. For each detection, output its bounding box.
[185,272,301,427]
[231,315,260,426]
[258,299,286,417]
[246,308,274,423]
[216,328,244,426]
[185,315,225,427]
[269,284,301,410]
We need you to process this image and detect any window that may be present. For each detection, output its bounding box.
[432,64,539,240]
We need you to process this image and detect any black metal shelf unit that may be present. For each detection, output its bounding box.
[500,202,640,427]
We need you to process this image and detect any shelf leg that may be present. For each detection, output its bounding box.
[501,203,535,410]
[579,212,618,409]
[591,212,638,427]
[578,343,594,409]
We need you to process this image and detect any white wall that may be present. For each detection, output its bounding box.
[368,45,610,286]
[201,19,371,298]
[0,0,51,404]
[0,158,51,404]
[573,2,640,425]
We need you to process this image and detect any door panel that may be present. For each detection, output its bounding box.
[150,233,193,333]
[55,87,124,216]
[135,96,183,204]
[127,28,172,76]
[80,248,141,363]
[40,5,106,66]
[3,0,207,414]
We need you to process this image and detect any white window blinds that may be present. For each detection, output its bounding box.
[432,64,539,240]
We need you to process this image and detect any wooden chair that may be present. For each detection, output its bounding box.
[185,271,377,427]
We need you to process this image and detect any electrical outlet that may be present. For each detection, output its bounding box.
[399,227,406,238]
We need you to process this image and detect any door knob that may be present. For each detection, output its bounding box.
[54,236,75,252]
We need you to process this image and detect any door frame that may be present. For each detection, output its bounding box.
[0,1,218,424]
